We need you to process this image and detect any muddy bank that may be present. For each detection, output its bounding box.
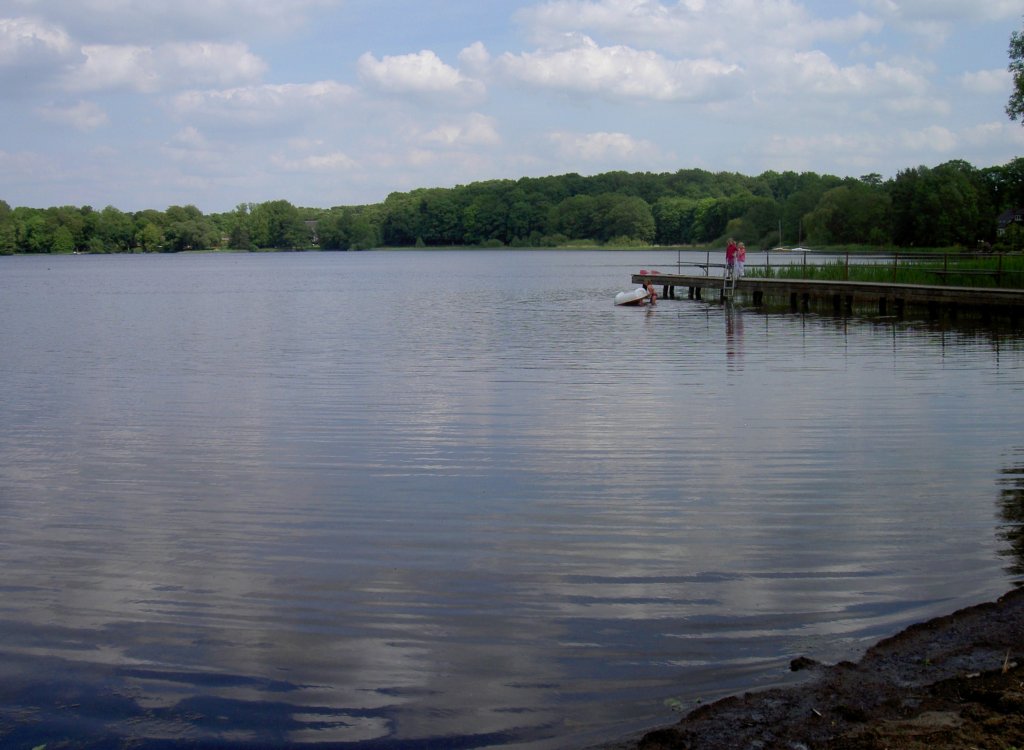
[615,587,1024,750]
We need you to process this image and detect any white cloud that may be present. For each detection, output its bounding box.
[0,16,78,89]
[272,151,358,172]
[171,125,210,149]
[860,0,1024,44]
[36,99,109,130]
[161,126,228,170]
[63,41,266,93]
[64,44,159,92]
[0,16,74,64]
[0,148,60,180]
[759,131,888,172]
[458,42,491,74]
[171,80,355,126]
[897,124,958,152]
[959,121,1024,156]
[784,52,922,96]
[160,42,267,87]
[863,0,1024,24]
[421,113,500,147]
[548,130,657,161]
[516,0,882,56]
[499,35,742,101]
[959,68,1012,95]
[357,49,485,102]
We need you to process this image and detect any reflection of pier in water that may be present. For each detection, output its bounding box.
[998,455,1024,577]
[632,272,1024,316]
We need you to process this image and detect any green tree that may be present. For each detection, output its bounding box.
[380,193,422,246]
[0,200,14,254]
[1008,23,1024,122]
[804,182,891,245]
[51,225,76,254]
[135,222,164,252]
[552,195,598,241]
[319,207,378,250]
[889,161,992,247]
[602,195,655,243]
[653,197,698,244]
[97,205,134,252]
[462,189,509,245]
[247,200,308,249]
[164,204,216,251]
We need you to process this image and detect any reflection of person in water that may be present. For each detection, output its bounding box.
[725,306,744,369]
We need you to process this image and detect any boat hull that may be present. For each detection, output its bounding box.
[614,288,651,306]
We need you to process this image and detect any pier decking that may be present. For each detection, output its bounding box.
[630,272,1024,315]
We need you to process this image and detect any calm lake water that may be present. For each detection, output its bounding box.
[1,250,1023,749]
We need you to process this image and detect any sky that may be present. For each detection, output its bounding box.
[2,0,1024,214]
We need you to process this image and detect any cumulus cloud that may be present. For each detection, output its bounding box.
[0,16,74,64]
[516,0,882,57]
[171,80,355,126]
[271,151,358,172]
[63,41,266,93]
[863,0,1024,24]
[783,50,929,98]
[171,125,210,149]
[743,48,939,119]
[36,100,109,130]
[899,124,958,153]
[959,68,1012,95]
[421,113,500,147]
[357,49,485,102]
[0,16,78,90]
[961,121,1024,149]
[499,35,743,101]
[860,0,1024,44]
[548,130,657,161]
[458,42,491,75]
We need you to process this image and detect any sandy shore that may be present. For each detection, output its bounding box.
[604,587,1024,750]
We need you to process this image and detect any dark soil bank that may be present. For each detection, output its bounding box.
[620,587,1024,750]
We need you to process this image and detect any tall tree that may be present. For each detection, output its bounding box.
[1008,22,1024,122]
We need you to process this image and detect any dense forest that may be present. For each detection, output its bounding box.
[4,157,1024,255]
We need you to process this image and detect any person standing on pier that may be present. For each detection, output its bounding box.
[736,242,746,277]
[725,238,737,279]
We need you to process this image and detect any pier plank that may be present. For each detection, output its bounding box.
[632,273,1024,312]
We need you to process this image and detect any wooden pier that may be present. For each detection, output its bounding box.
[631,272,1024,315]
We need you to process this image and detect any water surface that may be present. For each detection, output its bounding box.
[1,250,1022,748]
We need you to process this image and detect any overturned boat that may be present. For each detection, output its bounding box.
[614,287,651,306]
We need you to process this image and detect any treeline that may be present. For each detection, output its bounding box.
[4,158,1024,255]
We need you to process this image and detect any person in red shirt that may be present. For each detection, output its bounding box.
[725,238,737,278]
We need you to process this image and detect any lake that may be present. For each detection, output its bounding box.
[1,249,1022,749]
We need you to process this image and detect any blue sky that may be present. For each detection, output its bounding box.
[2,0,1024,213]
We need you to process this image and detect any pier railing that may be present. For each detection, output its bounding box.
[668,250,1024,289]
